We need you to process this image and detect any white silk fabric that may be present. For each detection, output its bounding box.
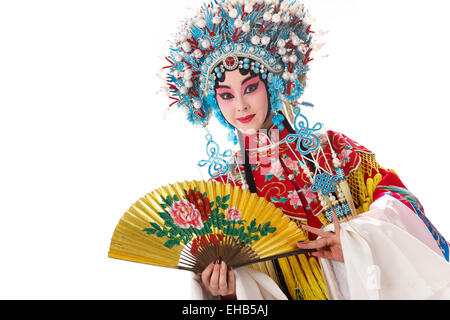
[320,195,450,300]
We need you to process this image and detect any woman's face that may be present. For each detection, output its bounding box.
[215,69,272,135]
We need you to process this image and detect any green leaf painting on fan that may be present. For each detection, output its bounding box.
[142,187,277,249]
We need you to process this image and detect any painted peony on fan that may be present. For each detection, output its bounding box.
[108,180,312,273]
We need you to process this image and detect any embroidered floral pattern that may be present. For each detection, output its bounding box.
[339,147,352,166]
[269,159,284,178]
[287,191,302,209]
[301,187,317,205]
[283,156,300,173]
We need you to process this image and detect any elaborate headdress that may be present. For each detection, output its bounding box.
[161,0,325,137]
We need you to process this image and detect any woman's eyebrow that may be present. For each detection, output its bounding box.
[216,84,231,89]
[241,75,257,86]
[216,75,257,89]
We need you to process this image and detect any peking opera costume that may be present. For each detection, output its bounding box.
[147,0,450,299]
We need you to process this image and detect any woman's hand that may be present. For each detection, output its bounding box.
[296,209,344,262]
[201,258,237,300]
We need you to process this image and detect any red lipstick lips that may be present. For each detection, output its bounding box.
[237,114,255,124]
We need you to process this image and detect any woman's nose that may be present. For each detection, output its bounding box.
[236,96,249,112]
[237,104,248,112]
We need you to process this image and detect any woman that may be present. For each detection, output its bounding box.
[162,0,450,299]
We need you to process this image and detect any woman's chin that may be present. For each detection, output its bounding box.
[238,127,260,136]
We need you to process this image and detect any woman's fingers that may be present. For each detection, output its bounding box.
[312,249,334,260]
[218,261,229,295]
[201,262,214,288]
[297,237,328,250]
[301,224,332,238]
[297,210,344,262]
[201,258,237,297]
[208,261,221,296]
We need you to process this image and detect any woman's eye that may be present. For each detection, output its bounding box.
[219,92,234,100]
[244,83,259,94]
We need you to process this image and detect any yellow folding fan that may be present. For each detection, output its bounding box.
[108,180,312,273]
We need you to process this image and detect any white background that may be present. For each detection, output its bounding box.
[0,0,449,299]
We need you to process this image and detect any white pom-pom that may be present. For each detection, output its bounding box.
[278,47,286,55]
[289,55,298,63]
[193,49,203,59]
[229,8,238,18]
[251,35,260,45]
[282,56,289,63]
[212,15,222,24]
[234,18,243,28]
[263,12,272,21]
[282,13,290,23]
[289,72,296,81]
[180,87,188,94]
[201,39,210,49]
[178,34,187,42]
[185,80,193,88]
[261,36,271,45]
[193,100,202,109]
[282,72,290,81]
[183,69,192,80]
[272,13,281,23]
[182,41,192,52]
[244,3,253,13]
[277,39,286,48]
[298,44,307,54]
[242,22,251,32]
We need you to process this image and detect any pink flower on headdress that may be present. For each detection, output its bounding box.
[168,201,204,230]
[226,207,241,222]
